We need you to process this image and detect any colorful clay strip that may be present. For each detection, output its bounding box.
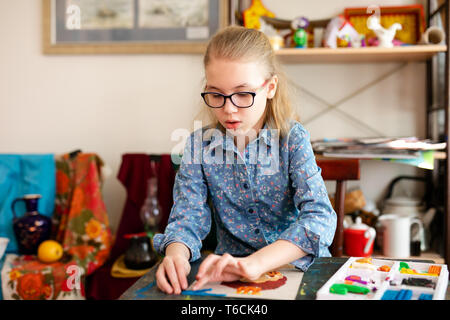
[181,288,227,297]
[381,289,412,300]
[136,281,156,294]
[330,283,370,295]
[345,275,368,285]
[419,293,433,300]
[400,268,437,277]
[428,265,441,276]
[401,277,435,289]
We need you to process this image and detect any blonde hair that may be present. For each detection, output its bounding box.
[201,25,300,138]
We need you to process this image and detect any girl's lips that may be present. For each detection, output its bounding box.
[225,121,241,129]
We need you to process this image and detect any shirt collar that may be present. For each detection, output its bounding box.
[204,122,275,155]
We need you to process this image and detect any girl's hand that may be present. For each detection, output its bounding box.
[192,253,262,291]
[156,254,191,294]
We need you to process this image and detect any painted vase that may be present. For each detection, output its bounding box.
[11,194,52,255]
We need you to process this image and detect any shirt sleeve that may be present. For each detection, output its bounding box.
[277,124,337,271]
[153,131,211,262]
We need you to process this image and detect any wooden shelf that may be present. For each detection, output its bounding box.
[276,45,447,63]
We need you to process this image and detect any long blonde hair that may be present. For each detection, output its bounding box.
[201,26,300,138]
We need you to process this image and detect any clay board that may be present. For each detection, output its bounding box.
[187,265,304,300]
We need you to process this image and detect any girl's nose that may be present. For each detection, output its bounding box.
[223,98,238,114]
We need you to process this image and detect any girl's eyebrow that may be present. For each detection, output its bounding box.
[205,83,251,91]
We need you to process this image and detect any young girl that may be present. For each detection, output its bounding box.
[153,26,337,295]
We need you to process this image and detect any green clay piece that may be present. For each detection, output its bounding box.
[399,262,410,271]
[330,283,370,295]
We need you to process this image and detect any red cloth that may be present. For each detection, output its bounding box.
[86,154,176,300]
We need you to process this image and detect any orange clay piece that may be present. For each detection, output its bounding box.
[236,286,262,295]
[378,265,391,272]
[267,271,282,278]
[356,257,373,264]
[428,265,441,276]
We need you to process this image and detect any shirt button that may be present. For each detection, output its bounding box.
[255,229,260,234]
[248,208,254,213]
[243,183,249,189]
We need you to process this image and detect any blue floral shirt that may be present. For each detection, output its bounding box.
[153,121,336,271]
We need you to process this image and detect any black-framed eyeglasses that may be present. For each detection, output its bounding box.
[201,79,270,108]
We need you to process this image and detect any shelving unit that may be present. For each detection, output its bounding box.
[231,1,450,266]
[267,2,450,266]
[276,45,447,64]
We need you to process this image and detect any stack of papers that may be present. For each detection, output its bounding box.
[312,137,446,160]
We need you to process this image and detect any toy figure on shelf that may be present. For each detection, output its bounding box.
[243,0,275,30]
[323,15,363,48]
[291,16,310,48]
[367,15,402,48]
[259,18,285,50]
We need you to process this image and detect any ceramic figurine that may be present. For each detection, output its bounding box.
[323,15,361,48]
[291,16,309,48]
[367,15,402,48]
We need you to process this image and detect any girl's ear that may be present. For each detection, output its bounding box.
[267,75,278,99]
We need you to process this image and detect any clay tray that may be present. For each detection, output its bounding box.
[316,257,448,300]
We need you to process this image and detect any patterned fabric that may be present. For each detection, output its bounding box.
[1,153,112,299]
[52,153,112,274]
[1,254,85,300]
[153,121,337,272]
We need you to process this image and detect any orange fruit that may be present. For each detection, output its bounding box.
[37,240,63,263]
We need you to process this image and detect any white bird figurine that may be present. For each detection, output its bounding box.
[367,16,402,48]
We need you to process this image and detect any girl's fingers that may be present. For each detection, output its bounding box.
[165,259,182,294]
[214,253,236,279]
[192,273,211,291]
[196,254,220,279]
[237,260,251,279]
[156,265,173,294]
[174,260,188,290]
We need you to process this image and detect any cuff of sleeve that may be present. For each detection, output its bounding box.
[277,224,320,271]
[153,233,201,262]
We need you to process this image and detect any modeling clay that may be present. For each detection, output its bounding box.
[400,268,437,277]
[419,293,433,300]
[330,283,370,295]
[236,286,262,295]
[355,257,373,264]
[381,289,412,300]
[428,265,441,276]
[399,262,410,270]
[351,262,378,271]
[402,277,436,289]
[345,275,368,285]
[378,265,391,272]
[181,288,227,297]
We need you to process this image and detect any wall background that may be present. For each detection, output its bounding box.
[0,0,427,233]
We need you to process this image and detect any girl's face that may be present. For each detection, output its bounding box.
[204,57,277,139]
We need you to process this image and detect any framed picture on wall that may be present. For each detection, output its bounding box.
[43,0,229,54]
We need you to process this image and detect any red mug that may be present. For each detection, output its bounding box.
[344,217,376,257]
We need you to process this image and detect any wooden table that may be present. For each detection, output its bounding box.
[119,256,450,300]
